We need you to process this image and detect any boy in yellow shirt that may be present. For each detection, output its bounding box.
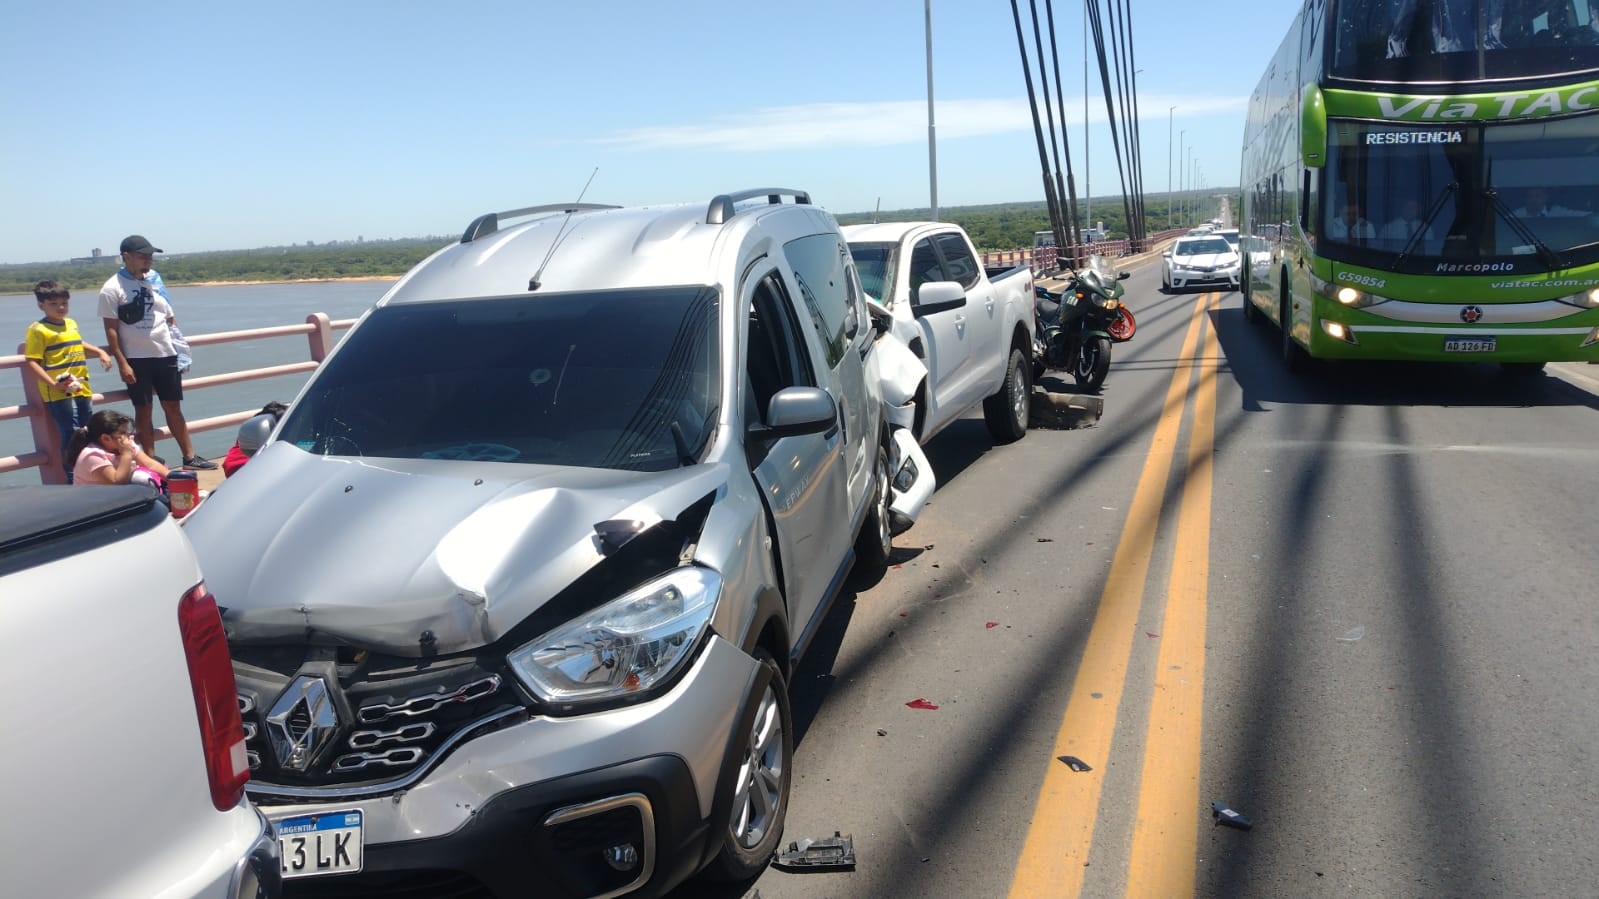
[23,280,114,481]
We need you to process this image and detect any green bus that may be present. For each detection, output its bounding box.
[1241,0,1599,372]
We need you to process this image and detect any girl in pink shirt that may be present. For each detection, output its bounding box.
[67,410,170,488]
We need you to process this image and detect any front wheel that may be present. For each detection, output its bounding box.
[852,442,893,575]
[702,651,793,882]
[1073,336,1112,391]
[983,348,1031,444]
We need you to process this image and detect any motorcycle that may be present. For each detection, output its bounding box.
[1032,254,1136,392]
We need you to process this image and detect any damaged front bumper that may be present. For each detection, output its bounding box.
[887,429,933,535]
[251,635,759,898]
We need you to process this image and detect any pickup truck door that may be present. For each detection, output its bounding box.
[906,237,972,430]
[932,231,1005,405]
[744,269,853,639]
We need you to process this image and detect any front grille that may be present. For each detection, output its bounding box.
[236,652,523,791]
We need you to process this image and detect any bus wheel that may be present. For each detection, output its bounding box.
[1280,276,1305,373]
[1500,361,1546,377]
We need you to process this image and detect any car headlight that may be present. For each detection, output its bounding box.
[1555,287,1599,309]
[508,567,721,708]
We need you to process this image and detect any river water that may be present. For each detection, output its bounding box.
[2,279,396,485]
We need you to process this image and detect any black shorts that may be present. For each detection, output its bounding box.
[127,355,183,406]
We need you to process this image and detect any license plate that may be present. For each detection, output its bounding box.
[1444,337,1496,353]
[275,810,363,879]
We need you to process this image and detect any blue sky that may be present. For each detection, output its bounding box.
[1,0,1296,264]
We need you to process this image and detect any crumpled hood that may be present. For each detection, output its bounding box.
[186,444,727,656]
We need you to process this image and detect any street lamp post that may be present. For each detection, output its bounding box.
[1178,129,1187,228]
[1168,107,1176,230]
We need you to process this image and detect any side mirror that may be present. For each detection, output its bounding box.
[750,386,837,440]
[1162,251,1172,258]
[912,281,968,318]
[1117,271,1130,281]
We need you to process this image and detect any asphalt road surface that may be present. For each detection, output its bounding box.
[680,258,1599,898]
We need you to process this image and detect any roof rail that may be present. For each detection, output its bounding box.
[705,188,811,225]
[461,203,621,243]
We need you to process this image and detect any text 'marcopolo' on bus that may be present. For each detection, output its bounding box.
[1241,0,1599,373]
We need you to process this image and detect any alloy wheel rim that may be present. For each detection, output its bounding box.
[1011,359,1028,426]
[875,453,891,554]
[731,686,785,849]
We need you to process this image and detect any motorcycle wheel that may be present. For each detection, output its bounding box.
[1108,306,1136,342]
[1073,336,1112,391]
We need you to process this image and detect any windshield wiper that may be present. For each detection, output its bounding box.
[1483,187,1566,271]
[1394,181,1458,268]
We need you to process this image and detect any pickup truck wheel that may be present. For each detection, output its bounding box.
[703,650,792,882]
[983,348,1030,444]
[853,444,893,574]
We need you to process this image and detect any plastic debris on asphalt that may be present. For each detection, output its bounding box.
[772,832,856,871]
[905,698,940,710]
[986,621,1000,629]
[876,728,888,736]
[1338,626,1365,642]
[1212,801,1253,831]
[1057,755,1092,772]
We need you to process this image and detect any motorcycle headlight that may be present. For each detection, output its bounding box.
[1101,298,1121,309]
[508,568,721,708]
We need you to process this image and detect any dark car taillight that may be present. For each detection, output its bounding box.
[178,582,250,811]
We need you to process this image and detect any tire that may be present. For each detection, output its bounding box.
[1108,306,1136,342]
[852,442,893,575]
[1073,336,1112,391]
[1280,275,1306,374]
[983,348,1031,444]
[1161,273,1172,293]
[1243,291,1260,324]
[703,650,793,882]
[1500,361,1546,377]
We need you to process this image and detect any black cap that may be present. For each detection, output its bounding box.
[119,235,163,255]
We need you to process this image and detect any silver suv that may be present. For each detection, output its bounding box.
[185,190,916,897]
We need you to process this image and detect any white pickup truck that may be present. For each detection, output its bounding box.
[844,222,1035,444]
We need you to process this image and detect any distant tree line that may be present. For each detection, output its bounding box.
[0,237,450,296]
[838,190,1242,252]
[2,192,1243,295]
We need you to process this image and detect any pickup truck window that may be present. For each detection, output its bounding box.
[785,234,854,369]
[908,238,945,303]
[846,241,897,306]
[277,288,720,471]
[932,232,981,290]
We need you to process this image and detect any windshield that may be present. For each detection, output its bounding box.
[1330,0,1599,82]
[1175,238,1234,256]
[1320,117,1599,270]
[278,288,720,471]
[847,241,898,305]
[1085,254,1121,282]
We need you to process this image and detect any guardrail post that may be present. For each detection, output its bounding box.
[15,344,67,484]
[306,313,334,363]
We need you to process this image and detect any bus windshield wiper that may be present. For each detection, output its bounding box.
[1394,181,1458,268]
[1484,187,1566,271]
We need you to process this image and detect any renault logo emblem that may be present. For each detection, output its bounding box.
[266,676,340,772]
[1460,305,1484,323]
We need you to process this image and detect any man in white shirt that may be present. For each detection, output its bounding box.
[1382,198,1436,242]
[98,235,216,469]
[1512,187,1584,219]
[1326,202,1377,241]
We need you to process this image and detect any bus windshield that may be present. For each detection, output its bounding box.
[1330,0,1599,82]
[1320,117,1599,269]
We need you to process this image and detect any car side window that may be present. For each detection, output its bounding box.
[908,238,946,304]
[932,232,980,290]
[784,233,854,369]
[746,271,815,425]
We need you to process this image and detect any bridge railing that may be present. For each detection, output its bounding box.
[981,228,1191,275]
[3,313,356,484]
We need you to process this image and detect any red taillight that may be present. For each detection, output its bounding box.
[178,582,250,811]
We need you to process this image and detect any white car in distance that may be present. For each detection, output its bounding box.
[1162,235,1241,292]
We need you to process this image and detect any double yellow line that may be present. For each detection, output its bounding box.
[1008,291,1222,898]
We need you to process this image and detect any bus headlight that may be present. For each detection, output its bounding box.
[1321,319,1358,344]
[1336,286,1362,305]
[1555,288,1599,309]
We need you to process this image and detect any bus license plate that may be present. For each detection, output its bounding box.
[275,810,363,879]
[1444,337,1496,353]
